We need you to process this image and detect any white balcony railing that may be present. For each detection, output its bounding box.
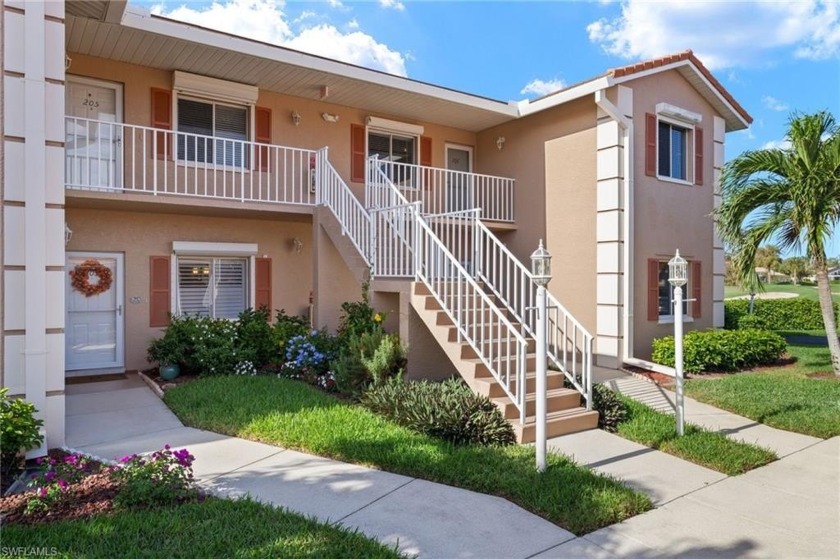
[366,157,515,222]
[65,117,317,206]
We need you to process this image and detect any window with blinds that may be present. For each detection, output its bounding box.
[177,98,248,167]
[369,130,417,187]
[177,257,248,319]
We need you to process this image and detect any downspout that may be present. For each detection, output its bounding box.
[594,90,635,367]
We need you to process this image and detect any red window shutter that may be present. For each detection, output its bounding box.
[420,136,432,166]
[645,113,657,177]
[692,261,702,318]
[255,107,271,172]
[350,124,366,183]
[694,127,704,186]
[255,257,272,311]
[150,88,172,160]
[648,259,660,321]
[420,136,432,188]
[149,256,171,327]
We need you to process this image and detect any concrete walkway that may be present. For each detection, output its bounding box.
[66,374,839,558]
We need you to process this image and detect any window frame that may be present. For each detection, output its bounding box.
[170,242,257,320]
[655,113,695,185]
[173,93,254,169]
[367,126,421,190]
[656,260,695,324]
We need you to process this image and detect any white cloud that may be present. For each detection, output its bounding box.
[152,0,407,76]
[762,95,789,112]
[326,0,344,8]
[761,139,792,150]
[379,0,406,11]
[587,0,840,70]
[347,18,360,30]
[520,78,566,97]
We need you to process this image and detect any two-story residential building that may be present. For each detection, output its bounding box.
[2,1,751,452]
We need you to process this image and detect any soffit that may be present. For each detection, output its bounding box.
[65,15,516,133]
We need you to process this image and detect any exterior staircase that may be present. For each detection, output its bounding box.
[317,150,600,443]
[410,282,598,443]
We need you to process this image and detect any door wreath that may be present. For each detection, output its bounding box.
[69,259,113,297]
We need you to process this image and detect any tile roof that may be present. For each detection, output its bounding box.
[609,50,753,125]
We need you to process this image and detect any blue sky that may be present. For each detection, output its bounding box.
[142,0,840,256]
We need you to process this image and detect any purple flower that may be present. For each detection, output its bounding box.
[44,470,56,482]
[57,479,68,490]
[164,444,171,450]
[38,487,47,497]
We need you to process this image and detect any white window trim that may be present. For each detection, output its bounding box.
[171,242,258,316]
[655,109,698,185]
[367,125,421,191]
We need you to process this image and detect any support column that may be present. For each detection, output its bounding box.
[595,86,632,368]
[712,116,726,328]
[2,0,66,454]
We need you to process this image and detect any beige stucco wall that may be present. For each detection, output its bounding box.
[630,70,717,359]
[475,97,599,334]
[66,207,314,370]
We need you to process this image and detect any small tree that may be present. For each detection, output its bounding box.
[781,256,812,285]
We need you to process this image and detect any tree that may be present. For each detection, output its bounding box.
[716,111,840,375]
[781,256,812,285]
[755,246,782,283]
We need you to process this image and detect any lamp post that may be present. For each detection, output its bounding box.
[668,249,687,436]
[530,239,552,472]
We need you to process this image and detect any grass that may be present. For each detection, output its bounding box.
[165,376,652,535]
[615,396,777,475]
[686,341,840,439]
[724,282,840,302]
[0,497,403,559]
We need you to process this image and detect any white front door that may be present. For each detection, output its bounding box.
[446,144,474,212]
[65,76,124,190]
[65,253,125,372]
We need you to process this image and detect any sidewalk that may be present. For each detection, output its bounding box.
[65,374,839,558]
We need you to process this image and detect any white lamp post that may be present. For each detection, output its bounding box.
[531,239,551,472]
[668,249,687,436]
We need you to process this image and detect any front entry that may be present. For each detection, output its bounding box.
[65,253,125,373]
[445,144,474,212]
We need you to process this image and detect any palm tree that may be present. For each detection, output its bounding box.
[716,111,840,375]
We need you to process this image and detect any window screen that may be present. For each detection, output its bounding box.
[177,98,248,166]
[177,257,248,319]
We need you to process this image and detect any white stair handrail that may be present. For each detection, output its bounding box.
[474,220,594,408]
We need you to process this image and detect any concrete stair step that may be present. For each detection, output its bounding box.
[492,387,583,419]
[514,408,600,443]
[473,370,567,397]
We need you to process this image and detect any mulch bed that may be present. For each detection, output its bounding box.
[142,368,199,391]
[624,354,805,385]
[0,449,118,526]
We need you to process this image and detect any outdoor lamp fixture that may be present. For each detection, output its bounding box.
[321,112,339,123]
[668,249,687,436]
[290,237,303,254]
[291,110,301,126]
[530,239,552,472]
[496,136,506,151]
[64,223,73,246]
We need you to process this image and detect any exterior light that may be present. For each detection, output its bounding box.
[496,136,505,150]
[291,110,301,126]
[64,222,73,246]
[668,249,687,287]
[530,239,552,287]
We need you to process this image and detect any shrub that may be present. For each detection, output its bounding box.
[25,453,94,515]
[273,309,310,349]
[337,282,384,344]
[592,384,627,433]
[109,445,197,509]
[724,297,837,330]
[333,331,405,396]
[651,329,787,374]
[361,378,516,446]
[235,307,275,368]
[0,388,44,483]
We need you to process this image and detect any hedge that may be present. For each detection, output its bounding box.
[651,329,787,374]
[724,297,837,331]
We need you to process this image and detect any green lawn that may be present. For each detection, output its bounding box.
[165,376,651,535]
[686,342,840,438]
[724,282,840,302]
[1,497,403,559]
[615,396,777,475]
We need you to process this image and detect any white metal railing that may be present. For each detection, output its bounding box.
[370,202,419,278]
[65,116,317,206]
[316,147,372,266]
[474,221,593,407]
[425,209,481,275]
[367,156,515,222]
[415,213,528,422]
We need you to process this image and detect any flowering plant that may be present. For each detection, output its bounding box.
[109,445,197,509]
[25,453,94,515]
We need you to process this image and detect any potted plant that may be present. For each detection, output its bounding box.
[146,335,184,381]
